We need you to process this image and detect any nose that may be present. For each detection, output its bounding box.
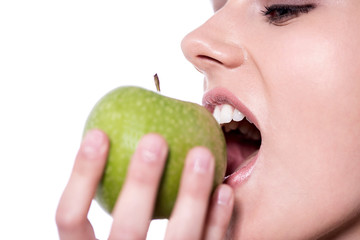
[181,11,245,73]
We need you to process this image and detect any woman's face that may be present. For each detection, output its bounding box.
[182,0,360,239]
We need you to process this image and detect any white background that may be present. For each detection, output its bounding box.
[0,1,213,239]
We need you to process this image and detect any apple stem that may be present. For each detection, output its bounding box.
[154,73,160,92]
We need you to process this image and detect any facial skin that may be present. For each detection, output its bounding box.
[182,0,360,239]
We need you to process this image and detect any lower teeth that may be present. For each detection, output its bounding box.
[222,120,261,142]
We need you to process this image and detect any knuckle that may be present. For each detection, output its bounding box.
[182,177,212,200]
[55,207,84,231]
[109,226,144,240]
[210,214,228,229]
[179,184,209,204]
[127,164,159,185]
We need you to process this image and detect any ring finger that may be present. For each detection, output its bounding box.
[165,147,215,240]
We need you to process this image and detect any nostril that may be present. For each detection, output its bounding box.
[198,55,223,65]
[181,26,246,71]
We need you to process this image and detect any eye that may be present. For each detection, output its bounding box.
[262,4,316,25]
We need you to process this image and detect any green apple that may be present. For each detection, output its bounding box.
[83,86,226,219]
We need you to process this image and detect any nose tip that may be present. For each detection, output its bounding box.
[181,25,245,72]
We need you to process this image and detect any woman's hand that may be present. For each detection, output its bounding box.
[56,129,234,240]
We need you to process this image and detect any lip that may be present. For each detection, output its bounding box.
[202,87,261,186]
[224,150,259,186]
[202,87,260,130]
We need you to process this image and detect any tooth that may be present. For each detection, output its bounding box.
[246,128,255,139]
[246,117,253,124]
[239,123,250,135]
[220,104,234,124]
[228,121,239,130]
[213,105,221,124]
[233,109,245,122]
[251,131,261,141]
[224,124,232,133]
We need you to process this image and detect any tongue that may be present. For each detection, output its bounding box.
[225,132,259,176]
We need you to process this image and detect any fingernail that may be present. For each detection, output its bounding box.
[139,134,167,163]
[217,186,232,206]
[190,148,212,174]
[83,129,105,158]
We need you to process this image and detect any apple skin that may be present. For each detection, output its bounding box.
[83,86,227,219]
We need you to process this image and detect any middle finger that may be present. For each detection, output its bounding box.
[109,133,168,240]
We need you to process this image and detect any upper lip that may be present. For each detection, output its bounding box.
[202,87,260,131]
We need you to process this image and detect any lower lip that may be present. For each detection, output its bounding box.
[224,150,259,187]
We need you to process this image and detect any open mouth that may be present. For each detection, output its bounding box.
[213,104,262,179]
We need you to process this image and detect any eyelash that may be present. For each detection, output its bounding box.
[262,4,316,25]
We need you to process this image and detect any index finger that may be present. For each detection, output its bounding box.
[56,129,109,240]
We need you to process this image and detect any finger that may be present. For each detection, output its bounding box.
[109,134,168,240]
[165,147,215,240]
[56,129,109,240]
[203,184,234,240]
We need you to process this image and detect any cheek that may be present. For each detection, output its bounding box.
[250,27,360,237]
[262,20,360,217]
[264,24,360,149]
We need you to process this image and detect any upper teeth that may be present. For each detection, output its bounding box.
[213,104,246,124]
